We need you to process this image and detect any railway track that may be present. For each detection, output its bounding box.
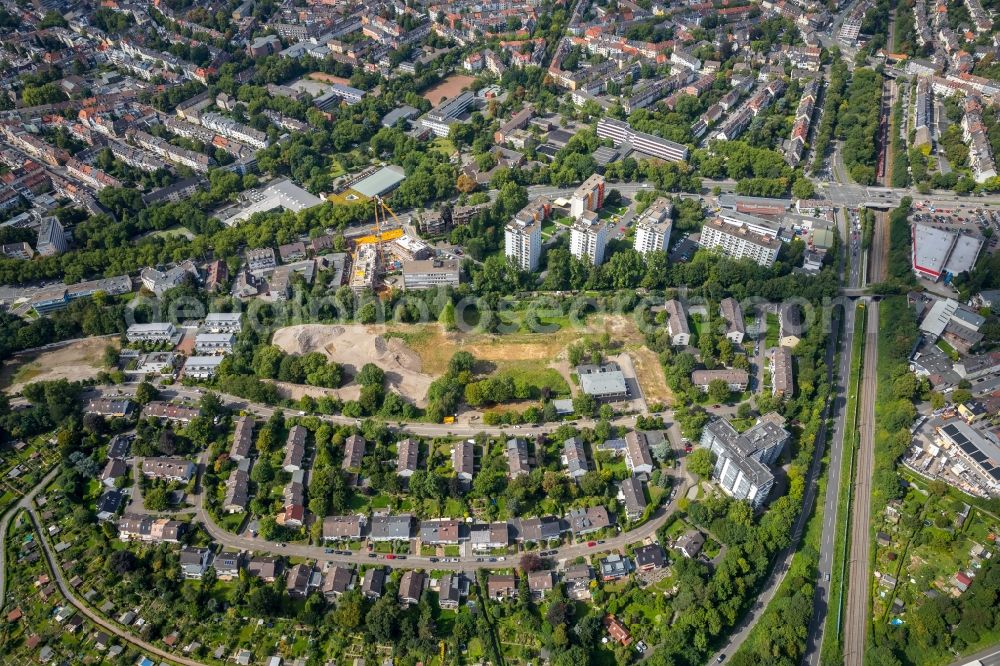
[842,195,888,665]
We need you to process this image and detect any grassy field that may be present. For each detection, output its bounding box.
[1,337,116,394]
[494,362,570,395]
[138,225,194,241]
[766,312,780,348]
[430,137,457,157]
[935,339,959,361]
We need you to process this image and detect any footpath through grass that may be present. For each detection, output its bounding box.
[820,303,867,665]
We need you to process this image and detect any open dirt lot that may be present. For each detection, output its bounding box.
[269,379,361,404]
[271,324,434,406]
[309,72,352,85]
[1,337,117,394]
[421,75,475,104]
[270,315,670,408]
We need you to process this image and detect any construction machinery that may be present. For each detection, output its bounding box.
[348,196,405,293]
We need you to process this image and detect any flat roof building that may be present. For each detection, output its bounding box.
[911,223,984,283]
[401,259,460,290]
[570,211,608,265]
[218,179,323,227]
[127,322,177,343]
[633,197,673,255]
[597,117,688,162]
[577,363,628,401]
[936,421,1000,494]
[700,217,782,267]
[700,413,790,508]
[183,355,224,379]
[350,165,407,198]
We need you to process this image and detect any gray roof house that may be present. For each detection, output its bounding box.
[343,434,366,471]
[396,438,419,477]
[438,572,467,609]
[369,514,413,541]
[624,431,654,475]
[362,566,386,598]
[567,506,612,536]
[505,438,531,478]
[179,547,211,579]
[453,440,474,481]
[562,437,589,479]
[618,477,647,521]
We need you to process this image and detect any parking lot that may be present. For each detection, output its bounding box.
[911,202,1000,253]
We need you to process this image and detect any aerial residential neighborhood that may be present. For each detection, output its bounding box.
[1,0,1000,665]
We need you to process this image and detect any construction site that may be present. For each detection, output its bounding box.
[348,197,434,292]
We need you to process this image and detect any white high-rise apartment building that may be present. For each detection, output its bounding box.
[505,218,541,271]
[504,197,549,271]
[569,174,605,220]
[570,211,608,266]
[633,197,673,255]
[700,218,781,267]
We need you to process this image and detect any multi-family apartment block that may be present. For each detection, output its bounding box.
[633,197,673,255]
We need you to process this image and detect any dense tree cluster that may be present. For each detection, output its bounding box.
[838,68,883,185]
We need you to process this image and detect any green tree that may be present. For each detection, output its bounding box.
[439,300,457,331]
[134,381,158,405]
[357,363,385,387]
[707,379,731,403]
[687,448,715,479]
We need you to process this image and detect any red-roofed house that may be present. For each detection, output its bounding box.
[603,614,632,646]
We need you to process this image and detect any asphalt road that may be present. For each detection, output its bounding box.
[0,465,60,604]
[950,646,1000,666]
[802,188,869,664]
[87,385,703,572]
[191,461,695,573]
[89,385,623,439]
[25,503,200,666]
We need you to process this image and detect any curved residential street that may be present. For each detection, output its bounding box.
[187,424,696,571]
[24,505,202,666]
[0,466,60,603]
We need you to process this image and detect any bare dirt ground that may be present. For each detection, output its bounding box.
[1,338,117,394]
[271,324,434,406]
[270,315,671,409]
[421,75,475,104]
[268,379,361,403]
[628,346,672,406]
[308,72,351,85]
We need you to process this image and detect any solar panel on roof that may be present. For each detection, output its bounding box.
[972,451,989,463]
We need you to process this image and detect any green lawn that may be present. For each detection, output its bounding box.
[494,362,570,396]
[766,312,780,347]
[936,339,959,361]
[430,137,457,157]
